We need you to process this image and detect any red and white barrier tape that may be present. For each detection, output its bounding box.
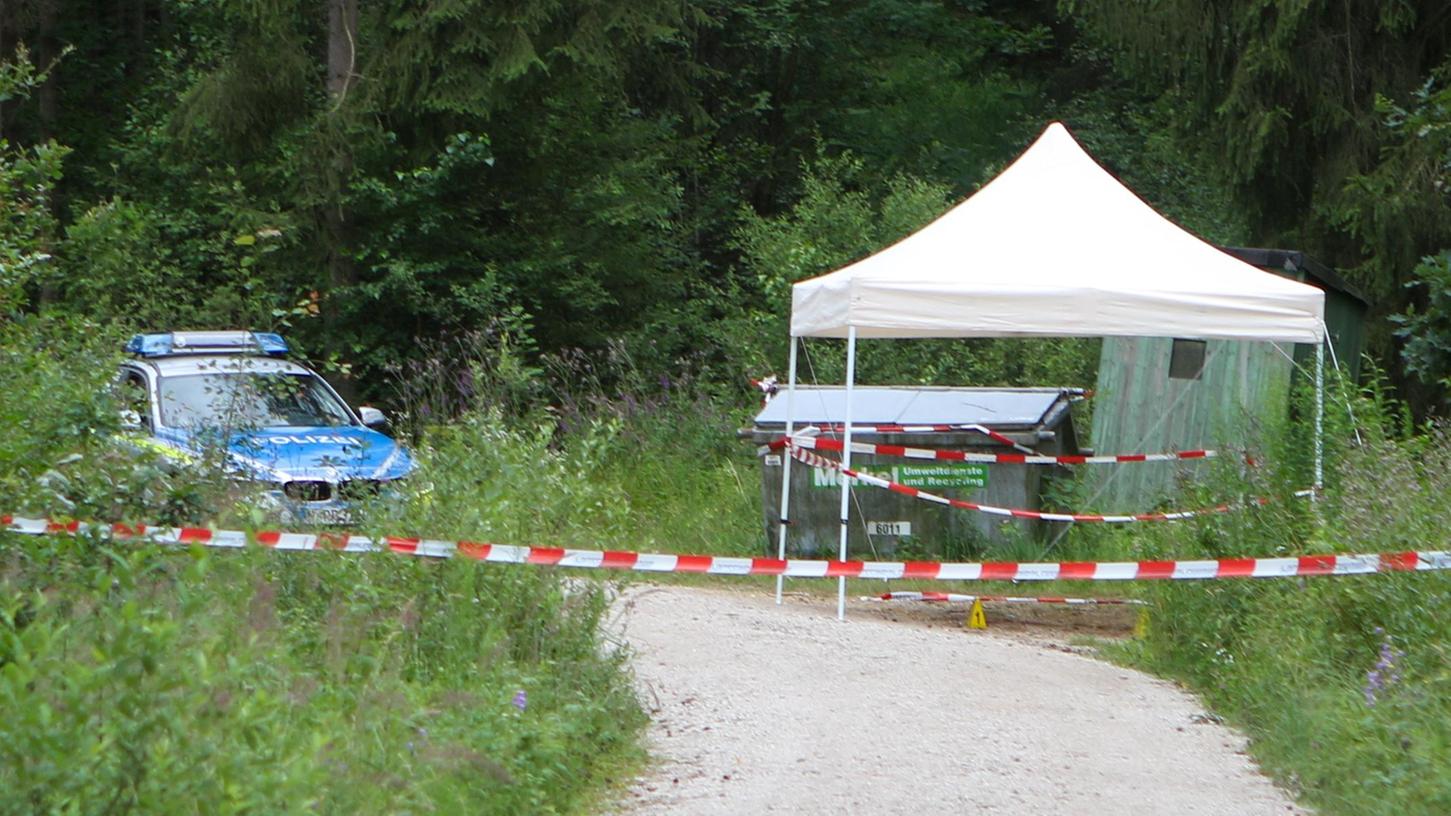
[966,423,1036,454]
[774,435,1215,466]
[786,445,1311,523]
[867,591,1146,606]
[5,513,1450,582]
[790,423,1034,452]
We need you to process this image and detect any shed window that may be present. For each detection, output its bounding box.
[1169,339,1207,380]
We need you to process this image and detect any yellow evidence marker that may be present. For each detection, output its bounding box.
[966,598,988,630]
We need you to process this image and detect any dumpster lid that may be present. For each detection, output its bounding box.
[753,387,1071,429]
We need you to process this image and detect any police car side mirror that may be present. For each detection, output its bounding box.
[359,406,387,428]
[119,409,143,431]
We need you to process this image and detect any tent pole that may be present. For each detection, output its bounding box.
[837,327,858,622]
[775,338,799,606]
[1314,338,1325,498]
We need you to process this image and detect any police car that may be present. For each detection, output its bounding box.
[118,330,415,524]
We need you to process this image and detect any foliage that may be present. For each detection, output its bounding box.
[1357,78,1451,399]
[1066,0,1451,413]
[1106,380,1451,815]
[0,317,225,524]
[1391,253,1451,397]
[0,46,68,313]
[0,535,644,815]
[383,327,760,558]
[0,138,65,312]
[1065,0,1446,240]
[0,0,1102,397]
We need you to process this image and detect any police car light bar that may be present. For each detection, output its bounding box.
[125,331,290,357]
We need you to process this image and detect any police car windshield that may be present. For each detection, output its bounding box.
[158,373,354,429]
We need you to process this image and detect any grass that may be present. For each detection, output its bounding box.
[1,533,647,815]
[1090,397,1451,815]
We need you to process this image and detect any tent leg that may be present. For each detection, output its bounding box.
[837,328,858,622]
[775,339,799,606]
[1314,339,1325,497]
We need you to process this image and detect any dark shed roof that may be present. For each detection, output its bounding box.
[1219,246,1367,306]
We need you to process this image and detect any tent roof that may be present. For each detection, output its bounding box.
[790,123,1326,343]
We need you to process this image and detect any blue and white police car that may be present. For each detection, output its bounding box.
[118,330,415,524]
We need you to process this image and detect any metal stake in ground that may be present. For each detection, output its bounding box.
[836,326,858,622]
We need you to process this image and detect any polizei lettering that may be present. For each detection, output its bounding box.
[263,435,357,445]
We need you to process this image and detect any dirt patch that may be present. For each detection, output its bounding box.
[608,585,1305,815]
[846,592,1140,644]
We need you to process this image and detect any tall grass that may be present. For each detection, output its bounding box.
[382,331,762,558]
[1,533,644,815]
[1105,375,1451,814]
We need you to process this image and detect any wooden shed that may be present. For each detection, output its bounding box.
[1089,247,1366,509]
[748,387,1080,558]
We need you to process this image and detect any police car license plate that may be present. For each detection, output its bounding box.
[311,507,355,525]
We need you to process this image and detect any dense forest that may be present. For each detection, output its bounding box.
[4,0,1451,411]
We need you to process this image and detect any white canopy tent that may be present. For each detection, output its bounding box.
[775,122,1329,618]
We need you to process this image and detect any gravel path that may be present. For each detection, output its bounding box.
[610,585,1305,815]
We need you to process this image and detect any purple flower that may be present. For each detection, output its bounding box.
[1364,630,1406,707]
[512,689,528,712]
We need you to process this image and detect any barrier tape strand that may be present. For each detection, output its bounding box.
[786,423,1037,453]
[776,435,1215,466]
[5,514,1449,582]
[785,445,1309,523]
[867,591,1146,606]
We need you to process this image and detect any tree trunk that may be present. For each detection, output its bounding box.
[34,0,60,305]
[322,0,360,401]
[0,1,7,138]
[34,0,58,139]
[327,0,358,101]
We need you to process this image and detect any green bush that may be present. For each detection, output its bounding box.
[383,330,762,558]
[0,533,644,815]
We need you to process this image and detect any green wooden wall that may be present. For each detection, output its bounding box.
[1088,336,1294,510]
[1089,254,1366,513]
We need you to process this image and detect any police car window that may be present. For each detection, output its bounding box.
[158,373,353,429]
[120,371,151,429]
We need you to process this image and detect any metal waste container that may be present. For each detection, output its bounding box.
[747,387,1080,559]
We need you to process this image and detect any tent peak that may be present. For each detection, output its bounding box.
[789,119,1326,344]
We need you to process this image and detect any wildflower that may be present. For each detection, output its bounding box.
[1363,627,1406,707]
[512,689,528,712]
